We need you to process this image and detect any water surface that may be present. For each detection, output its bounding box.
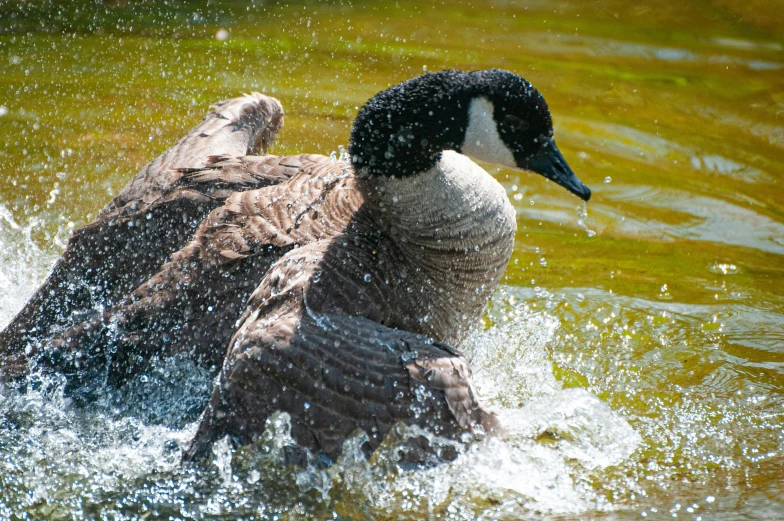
[1,1,782,519]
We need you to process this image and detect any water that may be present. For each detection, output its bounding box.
[1,1,783,519]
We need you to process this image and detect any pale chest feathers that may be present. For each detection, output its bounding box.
[370,151,518,342]
[375,150,517,257]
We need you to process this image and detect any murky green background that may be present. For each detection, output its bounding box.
[1,1,782,519]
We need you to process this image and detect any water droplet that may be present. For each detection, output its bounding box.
[709,262,739,275]
[576,201,597,237]
[247,469,261,484]
[415,385,428,402]
[363,273,372,283]
[337,145,349,162]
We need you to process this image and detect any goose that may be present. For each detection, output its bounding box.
[0,69,590,463]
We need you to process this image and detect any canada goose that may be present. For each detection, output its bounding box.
[1,69,590,463]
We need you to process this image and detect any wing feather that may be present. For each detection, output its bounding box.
[186,307,497,462]
[0,94,285,356]
[21,156,361,391]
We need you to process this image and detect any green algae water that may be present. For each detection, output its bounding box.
[1,1,782,519]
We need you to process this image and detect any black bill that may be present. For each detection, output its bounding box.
[525,138,591,201]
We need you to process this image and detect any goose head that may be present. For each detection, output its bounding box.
[350,68,591,201]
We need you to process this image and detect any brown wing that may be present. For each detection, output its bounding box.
[404,343,497,432]
[0,94,284,356]
[185,309,497,463]
[25,156,362,395]
[174,154,298,195]
[105,93,284,212]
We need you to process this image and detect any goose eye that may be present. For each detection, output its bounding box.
[503,114,529,133]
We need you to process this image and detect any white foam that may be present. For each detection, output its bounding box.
[0,205,61,328]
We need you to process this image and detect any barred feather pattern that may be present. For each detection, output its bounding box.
[3,94,517,463]
[37,155,364,386]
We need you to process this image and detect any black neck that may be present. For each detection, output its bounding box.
[349,70,481,178]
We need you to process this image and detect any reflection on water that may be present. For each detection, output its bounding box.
[1,0,783,519]
[561,118,773,184]
[524,32,783,70]
[605,187,784,255]
[530,184,784,254]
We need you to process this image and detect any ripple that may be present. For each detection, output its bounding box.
[600,185,784,255]
[561,118,773,184]
[524,33,783,71]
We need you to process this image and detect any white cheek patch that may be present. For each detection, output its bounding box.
[461,97,517,169]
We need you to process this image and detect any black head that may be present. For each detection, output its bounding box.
[349,69,590,200]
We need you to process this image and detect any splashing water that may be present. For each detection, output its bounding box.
[329,145,350,164]
[576,201,597,238]
[3,198,774,519]
[338,145,350,163]
[0,205,64,328]
[0,214,641,519]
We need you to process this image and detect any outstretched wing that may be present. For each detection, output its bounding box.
[0,94,284,355]
[106,93,284,211]
[186,308,498,462]
[23,155,360,394]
